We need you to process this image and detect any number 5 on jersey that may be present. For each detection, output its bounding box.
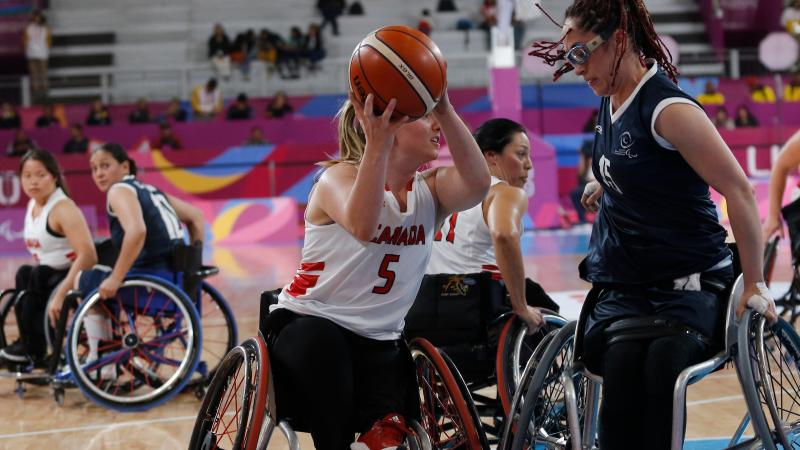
[373,254,400,294]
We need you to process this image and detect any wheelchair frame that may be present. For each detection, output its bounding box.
[0,258,237,411]
[190,290,487,450]
[500,274,800,450]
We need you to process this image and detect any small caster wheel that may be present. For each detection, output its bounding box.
[14,380,26,398]
[53,386,65,406]
[194,383,206,400]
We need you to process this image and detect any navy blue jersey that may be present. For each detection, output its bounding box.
[580,63,729,285]
[108,175,185,269]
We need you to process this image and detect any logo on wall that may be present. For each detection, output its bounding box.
[0,171,20,206]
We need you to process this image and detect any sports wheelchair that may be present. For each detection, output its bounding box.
[500,243,799,450]
[0,240,237,411]
[773,197,800,324]
[403,272,567,442]
[189,290,489,450]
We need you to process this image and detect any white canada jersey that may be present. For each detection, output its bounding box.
[23,188,75,269]
[426,176,505,277]
[276,172,437,340]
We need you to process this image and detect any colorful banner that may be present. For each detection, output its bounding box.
[3,125,799,240]
[196,197,301,245]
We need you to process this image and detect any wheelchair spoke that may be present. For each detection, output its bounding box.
[416,357,468,448]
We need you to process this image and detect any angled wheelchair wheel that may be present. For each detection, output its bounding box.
[190,281,238,386]
[496,311,567,415]
[501,320,590,450]
[410,338,485,450]
[190,335,268,450]
[738,311,800,449]
[66,275,201,411]
[440,348,490,449]
[0,288,18,349]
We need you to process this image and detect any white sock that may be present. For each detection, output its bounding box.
[85,312,112,361]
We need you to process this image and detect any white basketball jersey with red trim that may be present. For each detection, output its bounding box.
[23,188,75,269]
[276,172,437,340]
[426,176,504,277]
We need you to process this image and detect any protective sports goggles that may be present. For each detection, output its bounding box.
[565,34,606,65]
[553,33,608,80]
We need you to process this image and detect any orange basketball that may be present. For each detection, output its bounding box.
[349,25,447,119]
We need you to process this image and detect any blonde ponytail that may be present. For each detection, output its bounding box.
[319,100,367,168]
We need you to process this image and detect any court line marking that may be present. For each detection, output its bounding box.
[687,395,743,407]
[0,414,199,439]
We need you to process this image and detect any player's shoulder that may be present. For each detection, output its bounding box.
[317,161,357,186]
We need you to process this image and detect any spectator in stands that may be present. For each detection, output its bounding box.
[258,29,279,77]
[305,23,326,72]
[696,80,725,105]
[161,98,188,123]
[734,105,759,128]
[747,77,777,103]
[36,104,59,128]
[86,100,111,126]
[7,129,38,157]
[348,1,364,15]
[266,91,293,119]
[418,9,433,36]
[713,106,735,130]
[23,10,51,101]
[0,102,22,129]
[128,98,151,124]
[317,0,344,35]
[227,93,252,120]
[153,122,183,150]
[243,126,270,146]
[273,30,300,79]
[208,23,232,81]
[232,29,257,80]
[479,0,498,49]
[786,73,800,101]
[63,124,89,154]
[288,26,306,74]
[511,10,527,50]
[191,78,223,120]
[782,0,800,37]
[437,0,457,12]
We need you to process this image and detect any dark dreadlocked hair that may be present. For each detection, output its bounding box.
[530,0,678,84]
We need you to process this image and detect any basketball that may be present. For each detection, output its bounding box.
[349,25,447,119]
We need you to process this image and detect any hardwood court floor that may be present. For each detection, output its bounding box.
[0,230,794,449]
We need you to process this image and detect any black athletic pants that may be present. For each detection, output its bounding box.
[267,308,416,450]
[584,326,708,450]
[13,264,68,357]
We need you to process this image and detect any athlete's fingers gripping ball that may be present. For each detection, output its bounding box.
[349,25,447,120]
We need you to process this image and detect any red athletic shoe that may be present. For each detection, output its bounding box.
[350,413,410,450]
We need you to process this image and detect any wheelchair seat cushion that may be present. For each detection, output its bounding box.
[604,315,713,347]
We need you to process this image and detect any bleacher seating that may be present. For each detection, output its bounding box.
[36,0,720,103]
